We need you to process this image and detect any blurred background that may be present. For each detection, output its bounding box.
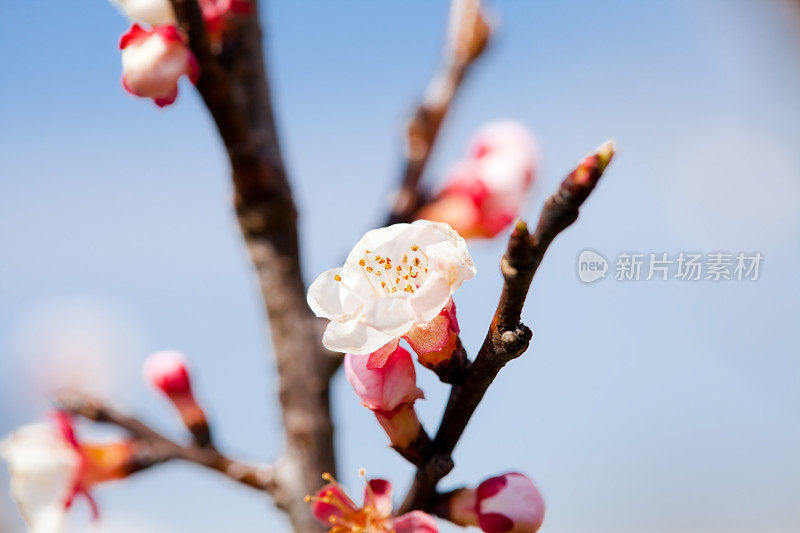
[2,0,800,531]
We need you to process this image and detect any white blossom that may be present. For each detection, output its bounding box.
[1,423,81,533]
[307,220,475,358]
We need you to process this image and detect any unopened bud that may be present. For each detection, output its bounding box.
[120,24,199,108]
[419,121,538,239]
[143,351,211,446]
[445,472,545,533]
[403,298,466,382]
[344,348,430,460]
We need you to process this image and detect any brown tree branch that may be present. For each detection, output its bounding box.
[387,0,492,225]
[56,391,277,493]
[399,141,615,514]
[168,1,338,530]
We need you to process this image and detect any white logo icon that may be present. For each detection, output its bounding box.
[577,250,608,283]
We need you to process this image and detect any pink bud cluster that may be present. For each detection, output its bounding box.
[419,121,539,239]
[113,0,253,106]
[447,472,545,533]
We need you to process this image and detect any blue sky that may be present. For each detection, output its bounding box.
[2,1,800,531]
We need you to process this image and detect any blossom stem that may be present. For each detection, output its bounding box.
[56,391,277,493]
[399,142,615,514]
[387,0,493,225]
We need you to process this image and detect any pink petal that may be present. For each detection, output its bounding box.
[143,351,192,395]
[476,473,545,533]
[390,510,439,533]
[154,92,179,108]
[119,24,149,49]
[363,478,392,517]
[153,24,184,44]
[366,339,399,370]
[477,512,514,533]
[310,483,357,525]
[345,346,422,412]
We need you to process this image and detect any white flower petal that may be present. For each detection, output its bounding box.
[307,268,345,319]
[323,319,397,356]
[309,220,475,356]
[345,224,409,264]
[361,296,417,337]
[425,240,476,288]
[1,423,80,533]
[410,273,452,323]
[339,263,379,315]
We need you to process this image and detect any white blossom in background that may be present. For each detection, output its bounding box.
[120,25,199,108]
[1,418,81,533]
[1,413,135,533]
[307,220,475,368]
[420,121,538,239]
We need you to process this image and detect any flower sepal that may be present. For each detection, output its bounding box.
[374,404,432,465]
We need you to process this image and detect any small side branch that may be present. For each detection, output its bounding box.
[399,141,615,513]
[57,391,277,494]
[387,0,492,225]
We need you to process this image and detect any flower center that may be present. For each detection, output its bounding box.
[306,472,390,533]
[358,245,429,296]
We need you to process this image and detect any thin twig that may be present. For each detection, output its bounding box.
[399,142,615,513]
[387,0,492,225]
[57,391,277,493]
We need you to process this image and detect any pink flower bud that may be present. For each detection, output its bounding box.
[403,298,461,376]
[345,347,426,451]
[344,347,423,412]
[476,473,545,533]
[120,24,199,107]
[143,350,192,396]
[143,351,211,446]
[420,121,538,239]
